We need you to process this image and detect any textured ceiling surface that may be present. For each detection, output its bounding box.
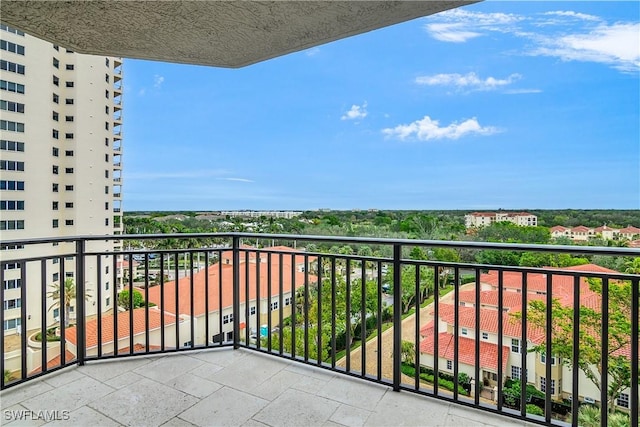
[0,1,476,68]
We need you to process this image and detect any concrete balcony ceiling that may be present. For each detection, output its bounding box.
[0,0,477,68]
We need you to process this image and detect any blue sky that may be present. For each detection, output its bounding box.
[122,1,639,212]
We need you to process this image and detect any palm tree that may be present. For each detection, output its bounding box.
[47,278,91,327]
[623,257,640,274]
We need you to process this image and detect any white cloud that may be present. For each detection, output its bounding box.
[341,102,368,121]
[219,177,254,183]
[423,9,638,73]
[382,116,500,141]
[153,74,165,88]
[531,23,640,72]
[504,88,542,95]
[543,11,601,22]
[306,47,320,57]
[415,72,521,91]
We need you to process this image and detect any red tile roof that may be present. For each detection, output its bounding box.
[619,226,640,234]
[146,246,314,317]
[28,350,76,375]
[419,331,510,372]
[457,289,545,311]
[65,308,178,347]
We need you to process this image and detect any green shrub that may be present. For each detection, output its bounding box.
[526,404,544,416]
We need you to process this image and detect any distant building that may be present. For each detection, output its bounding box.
[220,210,303,219]
[550,224,640,242]
[464,212,537,229]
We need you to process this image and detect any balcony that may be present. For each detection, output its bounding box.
[0,233,637,427]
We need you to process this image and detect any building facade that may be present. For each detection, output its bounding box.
[1,25,123,334]
[465,212,538,229]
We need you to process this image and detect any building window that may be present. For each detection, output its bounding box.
[461,328,468,336]
[65,81,74,88]
[0,40,25,55]
[0,180,25,190]
[65,98,74,105]
[105,186,109,194]
[105,153,109,162]
[0,79,25,94]
[53,75,59,86]
[52,183,58,192]
[223,313,233,324]
[0,24,25,36]
[250,306,256,315]
[106,297,110,307]
[0,200,24,210]
[105,281,109,290]
[0,60,25,75]
[105,89,109,99]
[65,150,74,156]
[0,120,25,132]
[52,219,59,228]
[0,220,25,230]
[3,278,21,290]
[270,301,279,311]
[0,140,24,152]
[284,297,292,306]
[66,64,74,70]
[53,58,59,68]
[65,219,74,226]
[65,202,73,208]
[65,116,73,122]
[52,165,59,174]
[0,160,25,171]
[52,147,59,156]
[52,272,59,282]
[482,332,489,340]
[52,202,58,210]
[511,338,520,353]
[446,360,453,370]
[105,122,109,130]
[3,299,22,310]
[540,353,556,365]
[105,170,109,178]
[511,366,522,380]
[105,106,109,114]
[65,185,74,191]
[105,74,109,83]
[3,319,21,331]
[53,111,59,121]
[105,218,109,226]
[53,93,59,103]
[105,202,109,210]
[105,137,109,146]
[105,58,109,67]
[2,262,20,270]
[65,168,73,174]
[617,393,629,409]
[0,100,25,113]
[52,129,59,139]
[65,133,73,139]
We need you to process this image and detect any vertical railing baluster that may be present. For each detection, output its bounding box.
[268,252,273,353]
[40,260,48,373]
[475,267,481,406]
[545,273,552,424]
[304,254,309,362]
[630,277,638,427]
[433,265,439,397]
[256,250,261,350]
[232,237,240,349]
[600,277,609,427]
[245,250,250,347]
[415,263,420,390]
[218,250,223,347]
[377,260,382,381]
[160,252,165,351]
[392,243,402,391]
[205,251,210,347]
[20,261,27,378]
[498,269,504,411]
[0,263,5,386]
[130,253,135,354]
[174,252,179,350]
[317,254,322,365]
[454,267,460,401]
[346,258,351,372]
[571,275,580,426]
[75,240,86,364]
[59,258,66,365]
[361,259,367,377]
[278,252,283,355]
[96,256,102,358]
[144,254,149,353]
[189,251,194,348]
[520,272,528,418]
[291,253,296,359]
[113,253,119,354]
[331,257,337,369]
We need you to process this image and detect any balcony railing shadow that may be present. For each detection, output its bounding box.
[1,233,638,427]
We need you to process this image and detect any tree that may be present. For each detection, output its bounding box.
[47,278,91,327]
[515,277,634,414]
[117,289,145,310]
[623,257,640,274]
[401,340,415,365]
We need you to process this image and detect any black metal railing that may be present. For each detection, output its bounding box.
[1,233,638,427]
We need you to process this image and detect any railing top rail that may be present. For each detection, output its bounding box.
[1,232,639,257]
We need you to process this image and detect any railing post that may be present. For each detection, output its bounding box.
[75,239,86,366]
[392,243,402,391]
[232,235,240,349]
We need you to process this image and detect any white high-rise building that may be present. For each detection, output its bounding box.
[1,24,123,334]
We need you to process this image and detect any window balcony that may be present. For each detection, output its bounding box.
[0,233,637,427]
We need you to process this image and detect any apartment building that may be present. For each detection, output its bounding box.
[464,212,538,229]
[551,224,640,242]
[419,264,632,411]
[1,25,124,333]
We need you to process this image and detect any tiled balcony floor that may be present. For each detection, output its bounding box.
[1,348,535,427]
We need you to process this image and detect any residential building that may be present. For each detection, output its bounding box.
[1,25,124,333]
[219,210,303,219]
[419,264,632,411]
[464,212,538,229]
[550,224,640,242]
